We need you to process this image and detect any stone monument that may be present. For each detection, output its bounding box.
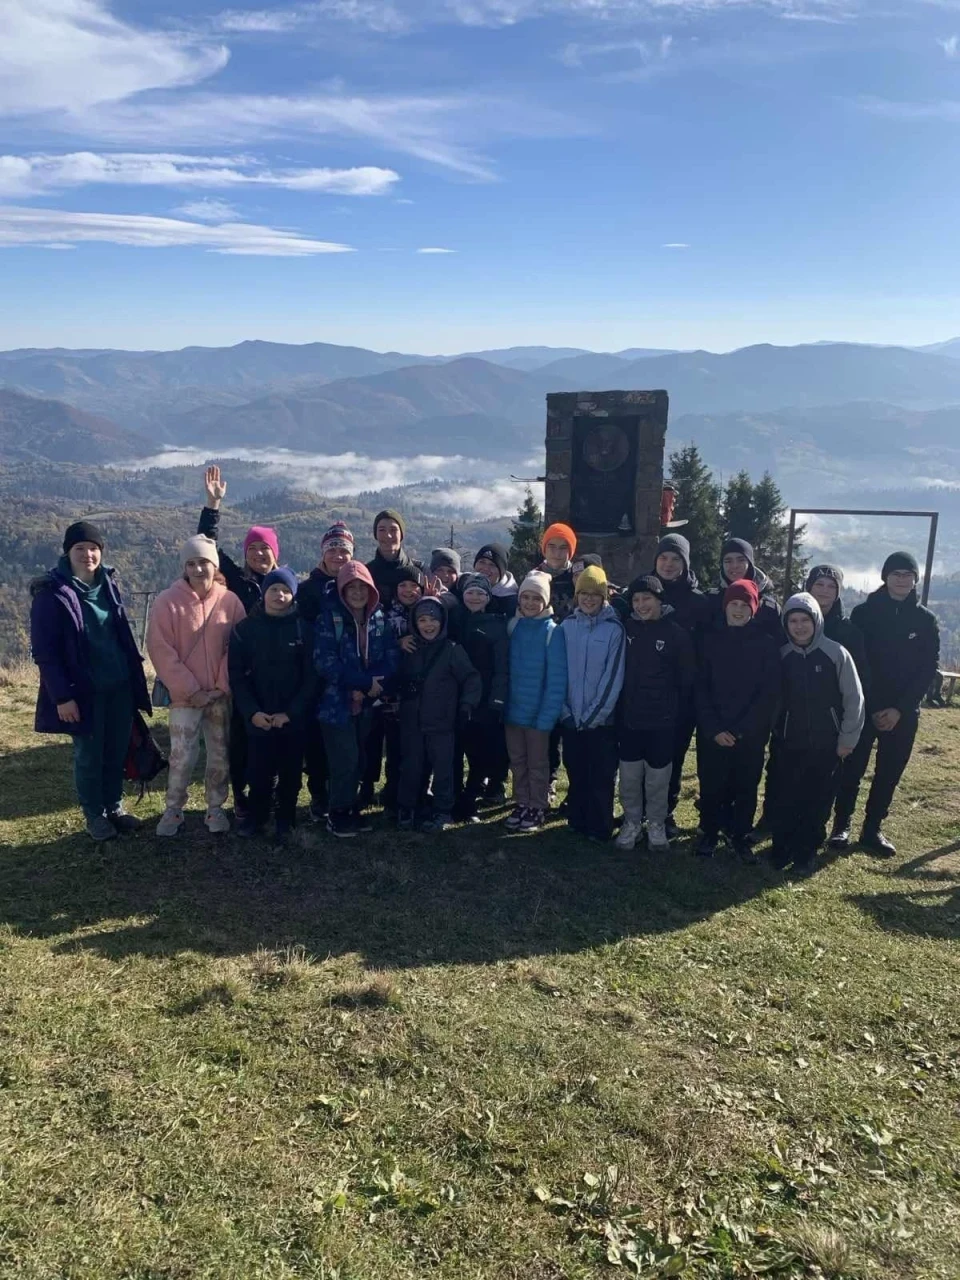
[544,389,668,587]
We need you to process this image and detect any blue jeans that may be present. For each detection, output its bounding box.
[73,683,134,821]
[321,710,373,814]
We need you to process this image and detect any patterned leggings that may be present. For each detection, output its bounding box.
[166,700,231,812]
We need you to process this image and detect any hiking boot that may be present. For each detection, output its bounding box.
[769,844,793,870]
[156,808,184,838]
[828,823,851,850]
[860,827,896,856]
[504,805,526,831]
[86,814,118,842]
[519,807,545,831]
[482,784,508,807]
[664,813,680,841]
[791,854,818,879]
[107,808,142,834]
[647,821,671,852]
[421,812,453,833]
[326,810,358,839]
[615,819,643,851]
[397,808,416,831]
[308,799,328,824]
[696,834,719,858]
[205,807,231,835]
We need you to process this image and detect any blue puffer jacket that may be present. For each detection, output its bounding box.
[506,612,568,731]
[560,603,626,729]
[313,562,399,726]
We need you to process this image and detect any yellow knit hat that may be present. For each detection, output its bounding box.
[575,564,608,596]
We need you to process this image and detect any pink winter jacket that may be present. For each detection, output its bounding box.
[147,578,246,706]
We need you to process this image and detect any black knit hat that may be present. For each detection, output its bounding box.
[656,533,690,567]
[881,551,919,580]
[430,547,461,574]
[721,537,754,563]
[373,508,405,540]
[394,564,422,587]
[63,520,104,554]
[628,573,663,598]
[805,563,844,592]
[475,542,508,577]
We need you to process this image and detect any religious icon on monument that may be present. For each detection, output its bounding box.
[582,424,630,473]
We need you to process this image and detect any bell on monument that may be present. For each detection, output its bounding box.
[544,389,669,587]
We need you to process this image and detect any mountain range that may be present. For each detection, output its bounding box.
[3,337,960,468]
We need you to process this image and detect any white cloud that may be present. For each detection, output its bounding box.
[0,0,228,116]
[662,241,689,247]
[938,35,959,58]
[214,2,409,35]
[417,246,457,253]
[0,206,353,256]
[174,198,239,221]
[0,151,400,197]
[61,92,569,181]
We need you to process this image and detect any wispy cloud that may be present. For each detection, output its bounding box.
[662,241,689,248]
[0,152,401,198]
[0,0,227,116]
[417,245,457,253]
[55,92,575,181]
[0,206,353,256]
[214,2,409,35]
[938,34,959,59]
[174,198,239,221]
[858,96,960,122]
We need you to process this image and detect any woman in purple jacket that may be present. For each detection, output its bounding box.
[29,521,151,842]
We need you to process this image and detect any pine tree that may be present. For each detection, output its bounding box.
[508,487,543,579]
[667,444,722,586]
[721,470,755,545]
[751,471,806,594]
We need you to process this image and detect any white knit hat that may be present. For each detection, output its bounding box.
[518,569,552,609]
[181,534,219,567]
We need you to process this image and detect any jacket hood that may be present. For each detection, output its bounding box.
[337,560,380,615]
[865,583,919,610]
[31,559,115,598]
[572,602,620,627]
[783,591,824,651]
[412,596,447,641]
[491,570,519,597]
[166,575,229,607]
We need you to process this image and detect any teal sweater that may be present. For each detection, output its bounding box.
[60,557,128,691]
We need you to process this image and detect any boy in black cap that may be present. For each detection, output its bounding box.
[473,543,519,619]
[652,532,712,830]
[831,551,939,854]
[430,548,461,591]
[712,538,782,642]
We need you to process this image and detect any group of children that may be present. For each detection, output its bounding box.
[32,470,940,870]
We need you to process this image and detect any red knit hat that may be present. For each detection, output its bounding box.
[723,578,759,615]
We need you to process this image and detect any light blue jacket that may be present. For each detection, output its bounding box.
[560,604,626,730]
[506,612,568,731]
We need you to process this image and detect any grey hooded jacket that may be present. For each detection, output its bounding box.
[775,592,865,753]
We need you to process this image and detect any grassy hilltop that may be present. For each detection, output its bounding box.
[0,668,958,1279]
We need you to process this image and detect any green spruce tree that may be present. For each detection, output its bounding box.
[667,444,722,586]
[721,470,756,545]
[508,487,543,579]
[751,471,806,595]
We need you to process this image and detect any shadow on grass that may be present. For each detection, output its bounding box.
[0,743,80,820]
[849,841,960,942]
[0,811,785,968]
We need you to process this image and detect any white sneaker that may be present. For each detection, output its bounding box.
[616,819,643,850]
[156,808,184,837]
[647,821,671,852]
[205,807,231,835]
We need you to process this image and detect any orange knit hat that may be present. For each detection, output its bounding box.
[541,522,577,559]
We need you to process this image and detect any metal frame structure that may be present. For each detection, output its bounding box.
[785,507,939,606]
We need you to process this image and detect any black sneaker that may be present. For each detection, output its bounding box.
[421,812,453,832]
[732,837,760,865]
[107,808,142,834]
[828,823,851,850]
[352,808,374,833]
[397,808,416,831]
[791,854,817,878]
[326,811,358,839]
[860,827,896,856]
[769,844,793,870]
[482,785,508,807]
[504,805,526,831]
[696,834,718,858]
[235,816,262,839]
[308,799,328,824]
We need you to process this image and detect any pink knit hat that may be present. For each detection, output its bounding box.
[244,525,279,560]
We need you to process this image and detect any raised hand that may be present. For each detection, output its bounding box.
[204,465,227,508]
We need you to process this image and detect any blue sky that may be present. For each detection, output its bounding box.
[1,0,959,353]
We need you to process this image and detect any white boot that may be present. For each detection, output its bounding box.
[205,806,231,835]
[647,821,671,852]
[616,819,644,850]
[156,807,184,837]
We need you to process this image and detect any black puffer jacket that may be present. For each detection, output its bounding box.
[696,621,780,742]
[228,605,319,733]
[297,566,337,624]
[367,548,424,609]
[820,597,870,697]
[198,505,265,614]
[708,537,782,643]
[399,606,482,735]
[850,587,939,716]
[618,609,696,731]
[459,610,509,723]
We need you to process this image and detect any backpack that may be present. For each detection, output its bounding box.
[124,711,168,798]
